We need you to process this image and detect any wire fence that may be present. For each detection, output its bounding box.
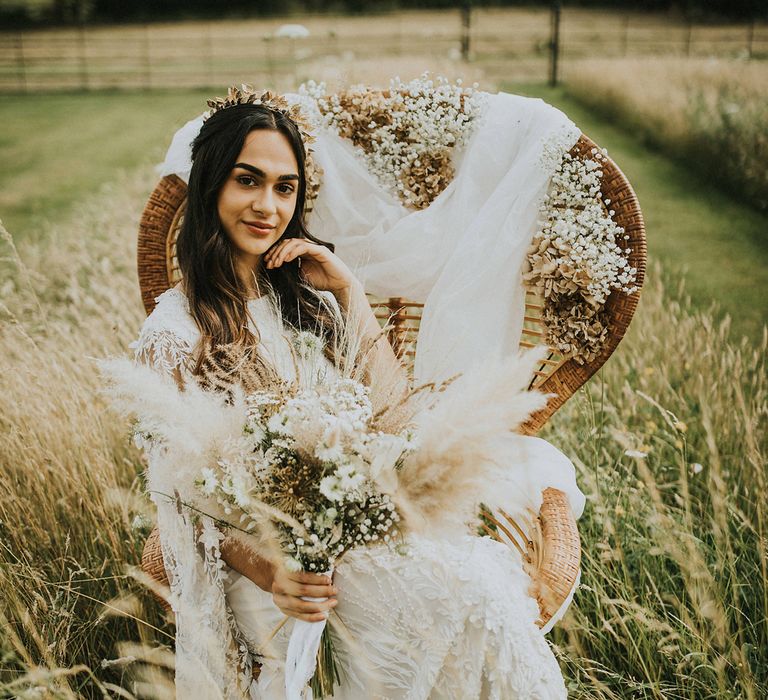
[1,7,766,93]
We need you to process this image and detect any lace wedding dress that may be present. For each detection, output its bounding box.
[132,286,585,699]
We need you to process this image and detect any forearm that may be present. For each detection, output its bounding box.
[333,281,381,334]
[220,535,275,593]
[334,282,409,388]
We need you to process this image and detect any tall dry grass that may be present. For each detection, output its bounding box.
[545,266,767,698]
[0,164,766,697]
[0,168,174,698]
[563,57,768,212]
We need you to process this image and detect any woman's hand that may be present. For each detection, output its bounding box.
[271,565,338,623]
[263,238,356,295]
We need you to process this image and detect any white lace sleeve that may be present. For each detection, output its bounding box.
[129,288,200,380]
[130,289,256,698]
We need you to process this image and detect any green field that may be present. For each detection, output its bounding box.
[0,90,210,241]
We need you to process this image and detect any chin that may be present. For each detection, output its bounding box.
[233,233,280,260]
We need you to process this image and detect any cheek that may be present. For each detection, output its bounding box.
[218,187,247,228]
[216,188,233,221]
[280,195,298,224]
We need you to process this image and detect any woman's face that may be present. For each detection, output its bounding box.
[217,128,300,276]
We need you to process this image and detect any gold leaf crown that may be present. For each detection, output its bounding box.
[204,84,323,206]
[204,84,315,145]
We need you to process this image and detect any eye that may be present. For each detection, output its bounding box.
[236,175,258,187]
[277,183,295,195]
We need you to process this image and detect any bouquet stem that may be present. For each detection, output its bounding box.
[309,625,342,699]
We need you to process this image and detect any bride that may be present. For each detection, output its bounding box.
[131,91,585,699]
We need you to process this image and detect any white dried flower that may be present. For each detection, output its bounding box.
[523,136,639,363]
[304,73,487,209]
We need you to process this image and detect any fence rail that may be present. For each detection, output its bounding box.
[1,8,765,93]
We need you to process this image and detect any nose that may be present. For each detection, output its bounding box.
[251,187,277,217]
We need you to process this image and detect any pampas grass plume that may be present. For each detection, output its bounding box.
[395,345,553,535]
[98,357,247,501]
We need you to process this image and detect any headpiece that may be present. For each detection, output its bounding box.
[204,84,323,205]
[203,84,316,146]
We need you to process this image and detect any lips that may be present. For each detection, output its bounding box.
[244,221,276,235]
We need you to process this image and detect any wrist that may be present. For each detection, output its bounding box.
[332,280,364,309]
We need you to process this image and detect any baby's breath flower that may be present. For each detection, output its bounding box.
[523,136,639,364]
[306,74,486,210]
[284,557,302,573]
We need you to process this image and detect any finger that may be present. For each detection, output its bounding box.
[263,239,293,265]
[289,571,334,586]
[265,240,303,269]
[274,240,308,267]
[276,572,336,596]
[272,571,334,596]
[275,594,338,614]
[273,239,322,266]
[291,597,338,615]
[293,611,330,623]
[274,599,329,623]
[281,582,338,599]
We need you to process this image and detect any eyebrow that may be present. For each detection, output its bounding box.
[234,162,299,181]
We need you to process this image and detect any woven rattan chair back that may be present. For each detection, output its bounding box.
[136,129,646,632]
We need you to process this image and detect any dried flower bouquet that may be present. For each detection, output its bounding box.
[101,301,555,698]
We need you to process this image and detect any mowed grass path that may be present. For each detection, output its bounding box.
[0,90,210,241]
[4,86,766,341]
[507,83,768,342]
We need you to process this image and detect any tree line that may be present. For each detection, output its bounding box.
[1,0,764,29]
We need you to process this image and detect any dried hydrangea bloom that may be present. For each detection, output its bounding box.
[306,74,484,209]
[525,139,639,364]
[541,294,611,365]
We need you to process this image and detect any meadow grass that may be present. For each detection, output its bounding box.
[0,168,175,698]
[543,266,767,698]
[560,57,768,214]
[1,155,766,696]
[506,81,768,344]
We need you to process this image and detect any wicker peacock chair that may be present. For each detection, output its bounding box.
[137,120,646,638]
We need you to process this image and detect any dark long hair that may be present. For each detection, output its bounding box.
[176,102,341,379]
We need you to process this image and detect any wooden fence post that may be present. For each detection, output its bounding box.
[264,35,275,90]
[142,23,151,89]
[684,18,693,57]
[15,30,26,93]
[548,1,561,87]
[460,0,472,62]
[621,14,629,57]
[205,23,214,86]
[77,22,89,90]
[747,19,755,60]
